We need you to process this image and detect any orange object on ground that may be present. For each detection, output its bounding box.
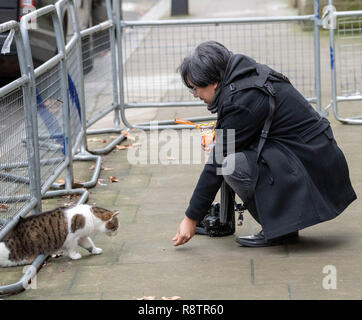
[174,118,216,147]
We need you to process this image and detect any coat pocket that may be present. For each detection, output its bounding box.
[261,143,298,180]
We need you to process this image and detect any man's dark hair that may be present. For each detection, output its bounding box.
[179,41,232,89]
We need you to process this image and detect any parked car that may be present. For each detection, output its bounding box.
[0,0,107,85]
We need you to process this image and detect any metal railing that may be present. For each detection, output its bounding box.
[118,0,323,130]
[0,19,46,296]
[81,1,128,154]
[326,0,362,124]
[0,20,39,245]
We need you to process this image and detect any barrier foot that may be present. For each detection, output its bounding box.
[86,127,127,155]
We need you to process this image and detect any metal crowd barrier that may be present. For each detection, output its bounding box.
[0,1,90,296]
[17,3,91,201]
[0,19,47,296]
[82,0,128,154]
[118,0,323,130]
[0,20,40,240]
[326,0,362,124]
[0,0,124,295]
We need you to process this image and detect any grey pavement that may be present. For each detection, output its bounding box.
[2,0,362,300]
[122,0,160,20]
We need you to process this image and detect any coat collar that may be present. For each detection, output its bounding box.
[208,53,258,114]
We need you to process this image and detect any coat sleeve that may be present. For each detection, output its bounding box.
[185,89,269,221]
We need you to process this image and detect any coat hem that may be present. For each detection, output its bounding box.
[263,192,357,240]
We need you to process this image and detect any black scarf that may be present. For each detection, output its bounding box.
[207,83,222,114]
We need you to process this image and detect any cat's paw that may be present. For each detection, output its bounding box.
[69,252,82,260]
[92,247,103,255]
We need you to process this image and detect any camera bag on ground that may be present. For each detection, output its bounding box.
[196,181,236,237]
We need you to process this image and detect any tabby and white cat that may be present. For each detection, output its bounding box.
[0,204,119,267]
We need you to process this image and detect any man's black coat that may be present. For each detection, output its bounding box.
[185,54,357,239]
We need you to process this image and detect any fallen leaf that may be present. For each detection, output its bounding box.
[88,138,107,143]
[122,130,136,141]
[90,165,113,171]
[115,144,133,150]
[162,296,181,300]
[109,176,119,183]
[137,296,156,300]
[0,204,9,211]
[121,129,129,137]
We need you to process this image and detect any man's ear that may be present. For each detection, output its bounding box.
[213,83,218,90]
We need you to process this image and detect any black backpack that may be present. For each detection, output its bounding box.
[225,63,291,163]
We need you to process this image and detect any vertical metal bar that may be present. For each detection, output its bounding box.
[107,0,121,129]
[52,9,74,190]
[116,0,133,128]
[70,0,88,153]
[313,0,322,114]
[328,0,339,120]
[19,21,43,215]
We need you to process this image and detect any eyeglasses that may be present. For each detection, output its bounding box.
[188,86,197,94]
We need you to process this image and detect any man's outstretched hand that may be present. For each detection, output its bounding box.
[172,216,197,246]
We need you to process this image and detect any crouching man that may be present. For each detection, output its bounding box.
[172,41,356,247]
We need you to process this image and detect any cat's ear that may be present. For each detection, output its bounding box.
[112,210,119,217]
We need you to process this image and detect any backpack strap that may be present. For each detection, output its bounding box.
[223,64,290,208]
[226,63,280,161]
[254,64,276,161]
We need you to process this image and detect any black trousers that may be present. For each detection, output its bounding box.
[222,152,260,224]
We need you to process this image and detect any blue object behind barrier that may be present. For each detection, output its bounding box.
[68,74,81,121]
[36,89,65,154]
[35,74,81,155]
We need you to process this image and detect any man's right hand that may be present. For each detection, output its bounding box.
[172,216,197,247]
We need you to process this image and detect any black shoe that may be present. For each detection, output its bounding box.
[235,230,299,247]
